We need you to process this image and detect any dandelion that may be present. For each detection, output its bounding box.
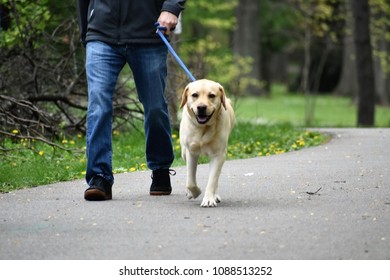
[81,171,86,175]
[291,143,297,149]
[172,133,178,139]
[140,163,147,170]
[69,140,75,145]
[62,139,68,144]
[12,129,19,134]
[77,133,83,138]
[129,167,136,172]
[297,139,305,146]
[113,130,120,136]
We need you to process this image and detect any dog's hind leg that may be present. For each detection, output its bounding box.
[200,154,225,207]
[185,151,202,199]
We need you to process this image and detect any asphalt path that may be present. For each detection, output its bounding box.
[1,128,389,260]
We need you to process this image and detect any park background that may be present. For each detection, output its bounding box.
[1,0,390,191]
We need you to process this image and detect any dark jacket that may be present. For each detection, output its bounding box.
[77,0,185,45]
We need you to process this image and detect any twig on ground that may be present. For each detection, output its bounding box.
[306,187,322,195]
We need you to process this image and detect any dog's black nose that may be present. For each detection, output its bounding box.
[197,105,207,114]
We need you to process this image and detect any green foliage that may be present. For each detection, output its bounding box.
[181,0,260,95]
[370,0,390,73]
[0,0,52,48]
[0,134,86,192]
[227,122,328,159]
[260,0,301,51]
[184,0,238,31]
[291,0,345,41]
[181,35,260,95]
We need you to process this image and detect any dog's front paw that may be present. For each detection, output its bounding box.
[200,194,221,207]
[186,186,202,199]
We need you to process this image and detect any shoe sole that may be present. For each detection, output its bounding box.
[84,189,112,201]
[149,190,172,196]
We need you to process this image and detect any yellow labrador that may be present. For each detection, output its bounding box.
[180,79,235,207]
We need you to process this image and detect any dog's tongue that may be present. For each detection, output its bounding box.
[196,115,208,124]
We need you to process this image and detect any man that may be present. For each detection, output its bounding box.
[77,0,186,201]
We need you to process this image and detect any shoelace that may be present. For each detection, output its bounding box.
[168,169,176,176]
[151,169,176,179]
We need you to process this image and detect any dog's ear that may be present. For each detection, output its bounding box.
[219,84,227,110]
[180,84,190,108]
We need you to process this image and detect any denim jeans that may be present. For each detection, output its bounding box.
[85,41,174,185]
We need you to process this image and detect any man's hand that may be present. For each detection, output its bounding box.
[157,11,178,35]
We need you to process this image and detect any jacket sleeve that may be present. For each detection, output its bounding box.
[76,0,90,46]
[161,0,186,17]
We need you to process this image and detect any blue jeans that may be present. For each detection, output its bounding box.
[85,41,174,185]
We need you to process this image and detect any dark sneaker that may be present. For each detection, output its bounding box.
[150,169,176,196]
[84,176,112,201]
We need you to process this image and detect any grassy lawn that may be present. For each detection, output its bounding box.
[1,85,389,192]
[234,84,390,127]
[0,122,328,193]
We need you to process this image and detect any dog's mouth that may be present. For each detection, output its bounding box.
[194,110,215,124]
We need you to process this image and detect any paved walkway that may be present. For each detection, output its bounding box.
[1,128,389,260]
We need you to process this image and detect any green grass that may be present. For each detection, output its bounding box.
[234,84,390,127]
[0,123,328,193]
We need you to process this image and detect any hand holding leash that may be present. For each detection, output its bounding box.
[155,22,196,82]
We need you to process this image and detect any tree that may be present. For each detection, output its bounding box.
[259,1,300,90]
[181,0,259,96]
[350,0,376,126]
[334,0,358,98]
[0,0,143,146]
[370,0,390,106]
[233,0,262,95]
[287,0,345,126]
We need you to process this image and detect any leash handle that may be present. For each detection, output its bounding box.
[155,22,196,82]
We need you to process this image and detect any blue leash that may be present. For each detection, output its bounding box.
[155,22,196,82]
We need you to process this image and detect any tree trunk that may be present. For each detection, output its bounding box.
[374,38,390,106]
[370,1,390,106]
[233,0,261,95]
[350,0,376,127]
[334,0,358,98]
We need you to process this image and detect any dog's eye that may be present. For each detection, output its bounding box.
[208,93,216,99]
[191,93,199,98]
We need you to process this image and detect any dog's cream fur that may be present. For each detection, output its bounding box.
[180,79,235,207]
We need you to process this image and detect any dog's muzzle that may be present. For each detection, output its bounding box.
[193,106,214,124]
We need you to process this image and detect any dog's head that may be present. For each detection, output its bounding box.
[180,79,227,125]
